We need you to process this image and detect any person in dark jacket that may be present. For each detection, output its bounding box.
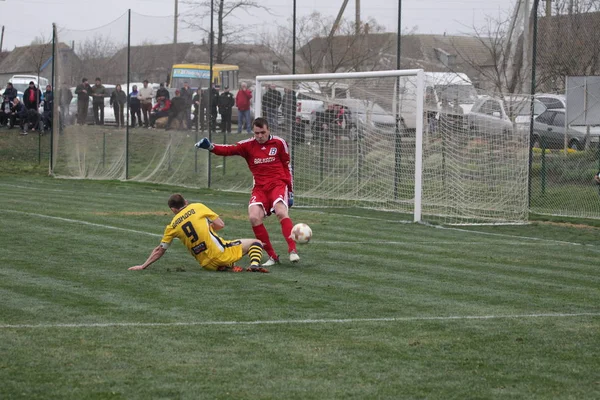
[23,82,42,131]
[281,88,297,131]
[41,85,54,131]
[91,77,106,125]
[3,82,18,103]
[165,90,188,130]
[75,78,91,125]
[110,84,127,128]
[192,88,204,130]
[180,81,193,129]
[262,84,281,132]
[128,85,142,128]
[156,82,170,102]
[218,86,235,133]
[9,98,28,134]
[59,84,73,125]
[0,95,12,127]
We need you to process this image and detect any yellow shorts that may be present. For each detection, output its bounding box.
[201,240,244,271]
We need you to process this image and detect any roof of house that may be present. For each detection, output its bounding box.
[0,43,72,74]
[300,33,492,72]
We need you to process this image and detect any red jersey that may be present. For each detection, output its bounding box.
[211,135,293,190]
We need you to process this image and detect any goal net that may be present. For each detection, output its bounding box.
[256,70,529,225]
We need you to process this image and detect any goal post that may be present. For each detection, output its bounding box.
[255,70,529,225]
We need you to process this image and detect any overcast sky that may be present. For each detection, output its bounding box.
[1,0,514,51]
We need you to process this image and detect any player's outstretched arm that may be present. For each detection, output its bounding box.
[129,245,167,271]
[195,137,214,150]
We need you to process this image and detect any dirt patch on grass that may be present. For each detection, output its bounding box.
[535,221,600,231]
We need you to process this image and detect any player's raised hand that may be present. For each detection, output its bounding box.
[195,138,214,150]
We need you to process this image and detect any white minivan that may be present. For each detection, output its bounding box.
[397,72,478,130]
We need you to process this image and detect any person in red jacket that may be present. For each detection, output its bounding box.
[149,97,171,128]
[194,117,299,266]
[235,82,253,134]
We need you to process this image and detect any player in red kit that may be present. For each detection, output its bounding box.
[194,117,299,266]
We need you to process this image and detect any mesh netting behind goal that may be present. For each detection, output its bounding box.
[256,71,529,225]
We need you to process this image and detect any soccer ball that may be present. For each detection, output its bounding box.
[291,223,312,244]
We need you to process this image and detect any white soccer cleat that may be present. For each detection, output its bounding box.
[289,251,300,263]
[262,256,280,267]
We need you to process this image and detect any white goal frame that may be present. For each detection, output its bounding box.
[256,69,425,222]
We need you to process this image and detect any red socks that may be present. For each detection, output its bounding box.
[280,217,296,253]
[253,224,277,259]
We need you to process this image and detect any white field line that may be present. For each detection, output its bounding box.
[1,312,598,330]
[1,210,161,238]
[0,209,592,248]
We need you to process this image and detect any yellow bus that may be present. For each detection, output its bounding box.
[170,63,239,90]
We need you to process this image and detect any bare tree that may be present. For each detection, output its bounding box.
[27,37,53,87]
[75,34,121,82]
[537,1,600,92]
[182,0,271,63]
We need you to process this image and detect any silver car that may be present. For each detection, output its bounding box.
[532,108,600,150]
[468,96,546,136]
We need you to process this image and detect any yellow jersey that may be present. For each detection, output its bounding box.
[160,203,242,269]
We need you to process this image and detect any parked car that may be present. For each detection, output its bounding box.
[535,93,566,110]
[532,108,600,150]
[310,98,406,141]
[468,95,546,136]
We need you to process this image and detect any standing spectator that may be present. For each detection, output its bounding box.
[59,84,73,125]
[192,88,204,130]
[156,82,170,101]
[180,81,193,129]
[218,86,235,133]
[165,89,187,130]
[235,82,252,134]
[129,85,142,128]
[149,97,171,128]
[91,77,106,125]
[23,81,42,132]
[10,98,27,134]
[262,84,281,132]
[75,78,91,125]
[194,117,300,266]
[138,80,154,128]
[110,84,126,128]
[281,88,297,131]
[41,84,54,132]
[3,83,18,103]
[209,84,219,133]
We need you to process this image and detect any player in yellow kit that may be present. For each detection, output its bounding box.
[129,194,268,272]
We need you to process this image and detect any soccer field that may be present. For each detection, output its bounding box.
[0,175,599,399]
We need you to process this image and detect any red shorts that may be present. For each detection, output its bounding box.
[250,182,290,216]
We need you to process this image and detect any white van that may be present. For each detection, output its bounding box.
[9,75,50,92]
[398,72,478,130]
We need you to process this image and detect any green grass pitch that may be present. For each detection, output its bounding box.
[0,174,599,399]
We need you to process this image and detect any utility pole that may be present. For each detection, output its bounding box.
[0,26,4,52]
[545,0,551,16]
[355,0,360,35]
[174,0,178,44]
[172,0,178,84]
[316,0,350,72]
